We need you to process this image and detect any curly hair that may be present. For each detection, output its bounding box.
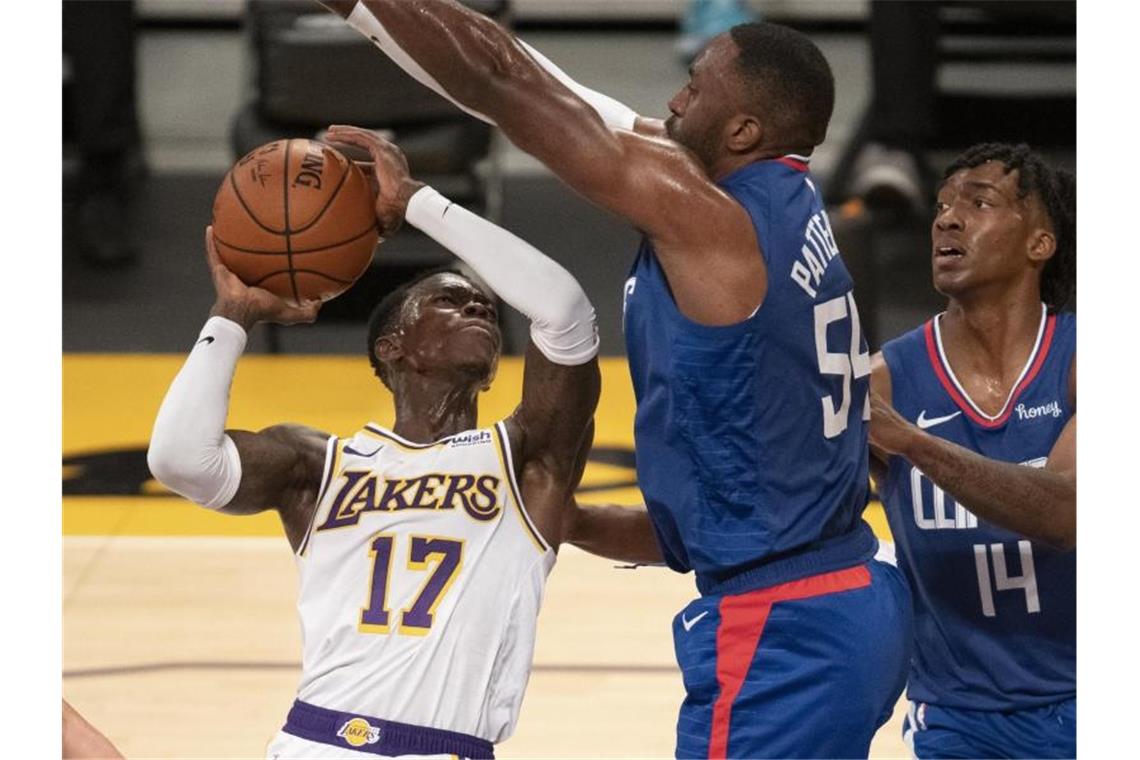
[943,142,1076,313]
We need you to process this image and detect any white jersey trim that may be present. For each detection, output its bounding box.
[298,435,340,557]
[493,421,552,555]
[932,303,1047,423]
[361,424,462,450]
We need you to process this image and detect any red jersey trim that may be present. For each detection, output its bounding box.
[923,314,1057,429]
[775,156,810,172]
[708,564,871,758]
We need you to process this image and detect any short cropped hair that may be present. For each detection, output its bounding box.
[729,22,835,147]
[366,267,467,389]
[943,143,1076,313]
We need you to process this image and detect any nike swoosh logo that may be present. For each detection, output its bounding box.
[343,444,383,458]
[681,610,709,632]
[196,336,215,346]
[916,410,962,429]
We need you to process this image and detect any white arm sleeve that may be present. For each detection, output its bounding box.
[146,317,245,509]
[344,2,639,130]
[406,186,599,365]
[515,40,639,131]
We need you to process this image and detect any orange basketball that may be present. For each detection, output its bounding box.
[212,139,379,306]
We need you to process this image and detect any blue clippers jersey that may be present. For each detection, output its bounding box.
[880,309,1076,711]
[623,157,876,595]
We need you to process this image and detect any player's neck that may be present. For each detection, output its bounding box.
[941,292,1045,379]
[389,375,481,443]
[710,144,811,181]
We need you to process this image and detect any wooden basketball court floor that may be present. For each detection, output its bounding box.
[64,354,908,758]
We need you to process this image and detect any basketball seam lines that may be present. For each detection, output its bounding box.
[213,224,377,256]
[291,155,352,234]
[283,139,301,306]
[228,170,285,235]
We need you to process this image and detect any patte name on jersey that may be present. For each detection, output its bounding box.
[318,471,503,530]
[789,208,841,299]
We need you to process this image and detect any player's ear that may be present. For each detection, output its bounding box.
[1027,227,1057,264]
[726,113,763,154]
[374,334,403,364]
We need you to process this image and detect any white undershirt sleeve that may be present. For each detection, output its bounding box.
[405,186,599,366]
[345,2,639,130]
[146,316,246,509]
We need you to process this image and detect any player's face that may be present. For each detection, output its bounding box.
[666,35,738,169]
[397,274,501,387]
[931,162,1050,300]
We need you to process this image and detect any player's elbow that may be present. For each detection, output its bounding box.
[146,434,241,510]
[146,436,180,490]
[147,438,204,499]
[537,282,594,336]
[529,287,600,367]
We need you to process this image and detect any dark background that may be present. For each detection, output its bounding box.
[62,0,1076,357]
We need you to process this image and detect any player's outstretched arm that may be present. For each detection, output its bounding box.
[870,363,1076,551]
[564,499,665,565]
[322,1,759,325]
[332,0,687,229]
[318,0,658,135]
[327,126,602,548]
[147,229,328,551]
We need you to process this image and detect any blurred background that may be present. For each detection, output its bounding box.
[61,2,1076,757]
[63,0,1076,357]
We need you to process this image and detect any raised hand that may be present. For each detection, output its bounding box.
[325,124,426,236]
[204,226,321,330]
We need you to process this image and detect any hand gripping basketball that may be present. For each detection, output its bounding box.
[211,139,379,306]
[325,125,426,237]
[205,226,321,330]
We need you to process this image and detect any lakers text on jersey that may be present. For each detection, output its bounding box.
[278,421,554,755]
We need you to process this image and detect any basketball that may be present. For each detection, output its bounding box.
[211,139,379,306]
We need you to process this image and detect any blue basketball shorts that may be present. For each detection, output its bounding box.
[903,698,1076,759]
[672,559,913,759]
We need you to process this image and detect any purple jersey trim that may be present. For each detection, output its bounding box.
[282,699,494,758]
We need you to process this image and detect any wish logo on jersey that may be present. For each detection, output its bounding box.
[317,471,503,530]
[336,718,381,747]
[448,430,493,448]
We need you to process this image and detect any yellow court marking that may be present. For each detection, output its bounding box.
[63,354,892,542]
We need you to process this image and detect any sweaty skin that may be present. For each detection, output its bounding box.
[869,161,1075,551]
[320,0,807,327]
[199,132,600,554]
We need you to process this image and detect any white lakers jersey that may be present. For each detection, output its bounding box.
[292,421,555,744]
